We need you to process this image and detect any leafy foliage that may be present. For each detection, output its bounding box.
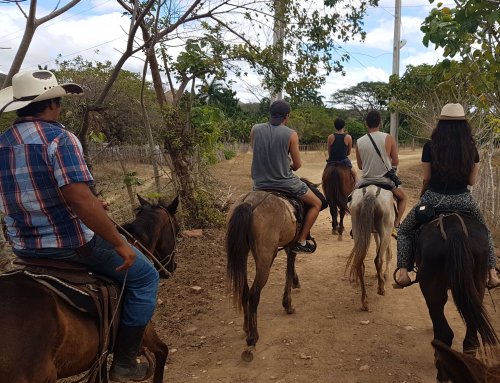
[421,0,500,113]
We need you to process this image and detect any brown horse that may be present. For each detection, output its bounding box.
[0,195,179,383]
[346,185,394,310]
[416,213,499,382]
[432,339,500,383]
[226,191,303,362]
[322,163,355,239]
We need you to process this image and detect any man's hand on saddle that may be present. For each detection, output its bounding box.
[115,242,137,271]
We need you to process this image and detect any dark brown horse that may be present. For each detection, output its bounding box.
[432,339,500,383]
[322,163,355,239]
[226,191,302,362]
[0,195,179,383]
[416,213,499,382]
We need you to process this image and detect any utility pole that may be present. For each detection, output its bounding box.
[390,0,402,144]
[271,0,285,101]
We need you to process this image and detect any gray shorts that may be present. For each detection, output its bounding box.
[254,178,309,198]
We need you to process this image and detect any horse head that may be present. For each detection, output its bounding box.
[124,195,180,278]
[432,339,500,383]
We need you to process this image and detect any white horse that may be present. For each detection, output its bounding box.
[346,185,395,311]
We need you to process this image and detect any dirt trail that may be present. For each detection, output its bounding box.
[158,149,500,383]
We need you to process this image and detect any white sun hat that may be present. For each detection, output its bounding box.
[436,103,467,120]
[0,70,83,114]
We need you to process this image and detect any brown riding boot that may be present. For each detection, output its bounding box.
[109,325,149,382]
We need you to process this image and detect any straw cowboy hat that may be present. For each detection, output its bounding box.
[436,103,467,120]
[0,70,83,114]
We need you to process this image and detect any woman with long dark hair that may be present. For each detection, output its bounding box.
[395,103,499,288]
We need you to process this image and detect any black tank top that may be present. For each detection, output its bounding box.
[327,133,348,162]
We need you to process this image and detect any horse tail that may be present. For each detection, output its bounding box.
[346,193,375,281]
[226,202,253,310]
[447,220,499,346]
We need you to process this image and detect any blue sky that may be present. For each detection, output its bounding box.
[0,0,448,103]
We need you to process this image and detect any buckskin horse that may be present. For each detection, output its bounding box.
[346,185,394,311]
[226,189,310,362]
[416,213,498,382]
[322,163,355,239]
[0,195,179,383]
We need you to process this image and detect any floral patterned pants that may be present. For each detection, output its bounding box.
[396,189,495,270]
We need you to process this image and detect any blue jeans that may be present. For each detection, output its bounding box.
[14,235,159,326]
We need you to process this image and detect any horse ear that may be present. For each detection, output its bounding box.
[137,194,150,207]
[159,195,179,215]
[431,340,483,383]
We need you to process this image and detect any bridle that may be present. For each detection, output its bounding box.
[109,205,178,278]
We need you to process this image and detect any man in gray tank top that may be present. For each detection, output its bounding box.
[250,100,322,253]
[355,110,407,232]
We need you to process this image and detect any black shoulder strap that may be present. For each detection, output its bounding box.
[367,133,390,171]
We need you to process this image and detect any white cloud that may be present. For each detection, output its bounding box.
[0,0,450,104]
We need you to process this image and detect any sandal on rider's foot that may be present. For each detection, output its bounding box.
[391,226,399,240]
[292,241,316,254]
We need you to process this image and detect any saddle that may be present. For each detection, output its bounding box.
[410,210,473,272]
[8,257,121,366]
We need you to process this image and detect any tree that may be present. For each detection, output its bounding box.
[329,82,389,119]
[389,62,476,137]
[421,0,500,113]
[1,0,82,89]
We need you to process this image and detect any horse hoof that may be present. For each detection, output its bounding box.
[361,304,369,311]
[337,234,343,241]
[286,307,296,314]
[293,283,301,289]
[332,228,338,235]
[241,349,254,362]
[377,289,385,296]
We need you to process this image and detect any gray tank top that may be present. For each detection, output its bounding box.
[251,123,303,192]
[356,131,392,182]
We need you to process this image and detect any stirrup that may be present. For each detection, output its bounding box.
[392,268,417,289]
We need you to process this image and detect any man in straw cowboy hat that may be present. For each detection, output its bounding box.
[0,70,158,381]
[394,103,500,288]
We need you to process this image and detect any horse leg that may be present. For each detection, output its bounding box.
[242,276,250,337]
[242,255,272,362]
[375,234,391,295]
[283,250,298,314]
[292,269,300,289]
[420,279,454,382]
[143,323,169,383]
[337,207,345,241]
[330,204,338,234]
[358,263,369,311]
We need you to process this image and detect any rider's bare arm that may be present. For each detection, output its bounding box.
[385,135,399,168]
[468,162,480,186]
[355,144,363,170]
[345,135,353,155]
[327,134,334,152]
[421,162,431,197]
[250,126,255,149]
[289,132,302,171]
